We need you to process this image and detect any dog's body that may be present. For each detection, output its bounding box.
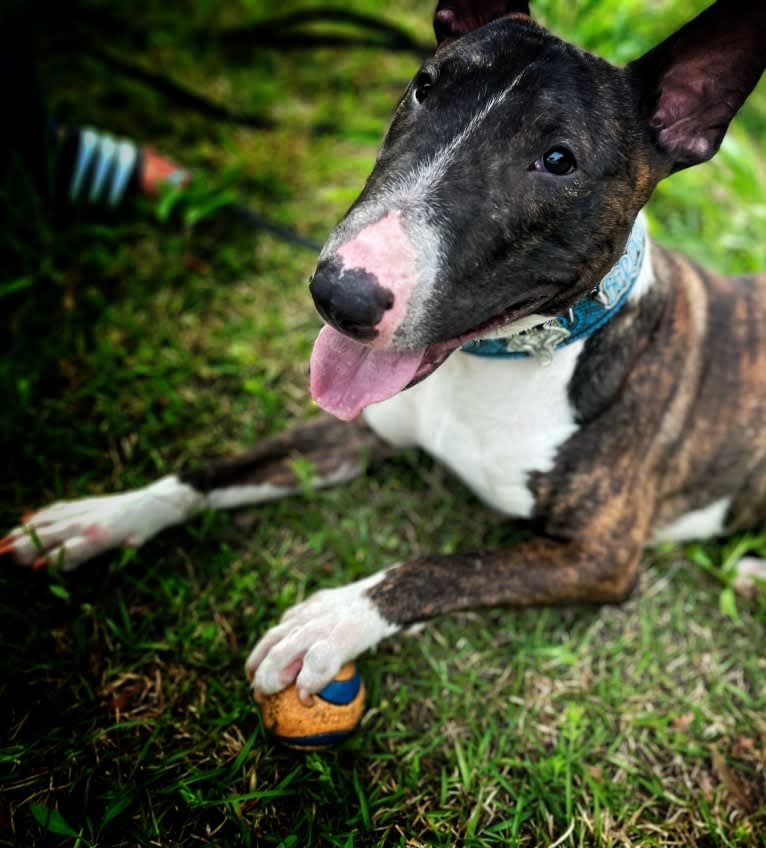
[4,0,766,703]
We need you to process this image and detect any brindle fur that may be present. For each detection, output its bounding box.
[179,239,766,632]
[5,1,766,662]
[538,246,766,537]
[179,2,766,631]
[369,252,766,628]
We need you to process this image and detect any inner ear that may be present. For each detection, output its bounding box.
[434,0,530,45]
[629,1,766,172]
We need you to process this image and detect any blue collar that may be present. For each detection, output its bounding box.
[461,216,647,362]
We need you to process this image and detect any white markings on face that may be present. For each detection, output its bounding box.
[331,210,418,347]
[389,74,525,205]
[318,70,530,349]
[387,72,531,342]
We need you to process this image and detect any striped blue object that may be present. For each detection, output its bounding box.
[69,127,138,206]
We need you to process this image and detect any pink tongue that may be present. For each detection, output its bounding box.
[310,325,425,420]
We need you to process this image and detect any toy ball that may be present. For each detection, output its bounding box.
[258,662,365,750]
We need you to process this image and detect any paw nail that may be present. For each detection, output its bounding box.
[298,689,315,707]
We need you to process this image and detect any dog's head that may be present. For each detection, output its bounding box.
[310,0,766,420]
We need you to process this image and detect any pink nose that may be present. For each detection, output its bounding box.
[327,210,418,345]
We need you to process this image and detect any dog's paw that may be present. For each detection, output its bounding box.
[733,556,766,599]
[246,571,398,703]
[1,475,202,571]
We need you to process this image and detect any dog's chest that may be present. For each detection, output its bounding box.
[363,342,584,517]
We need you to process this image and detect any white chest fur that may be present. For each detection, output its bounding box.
[363,341,584,517]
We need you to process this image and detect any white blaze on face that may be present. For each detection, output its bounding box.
[310,210,428,422]
[335,210,419,347]
[320,76,526,347]
[310,73,528,420]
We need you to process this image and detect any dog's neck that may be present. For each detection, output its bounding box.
[461,215,648,364]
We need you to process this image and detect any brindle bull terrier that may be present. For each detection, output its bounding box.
[4,0,766,705]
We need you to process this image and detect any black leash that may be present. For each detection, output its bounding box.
[215,8,430,56]
[226,204,322,254]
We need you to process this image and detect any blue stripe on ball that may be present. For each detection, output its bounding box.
[273,730,351,748]
[317,668,362,705]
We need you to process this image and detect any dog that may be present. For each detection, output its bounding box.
[3,0,766,706]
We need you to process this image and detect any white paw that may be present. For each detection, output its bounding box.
[1,475,202,571]
[733,556,766,599]
[246,571,398,702]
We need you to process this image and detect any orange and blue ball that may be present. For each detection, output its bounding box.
[258,662,365,750]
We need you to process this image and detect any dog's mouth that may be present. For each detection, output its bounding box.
[310,297,545,420]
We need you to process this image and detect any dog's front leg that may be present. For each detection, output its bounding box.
[2,415,393,570]
[247,528,647,702]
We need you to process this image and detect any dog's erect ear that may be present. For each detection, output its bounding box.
[630,0,766,173]
[433,1,530,45]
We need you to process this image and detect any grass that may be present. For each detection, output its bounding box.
[1,0,765,845]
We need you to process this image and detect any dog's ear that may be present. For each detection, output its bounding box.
[630,0,766,173]
[434,1,530,45]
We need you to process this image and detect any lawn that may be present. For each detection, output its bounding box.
[1,0,765,845]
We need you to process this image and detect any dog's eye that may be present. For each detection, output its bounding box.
[535,146,577,175]
[412,71,435,104]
